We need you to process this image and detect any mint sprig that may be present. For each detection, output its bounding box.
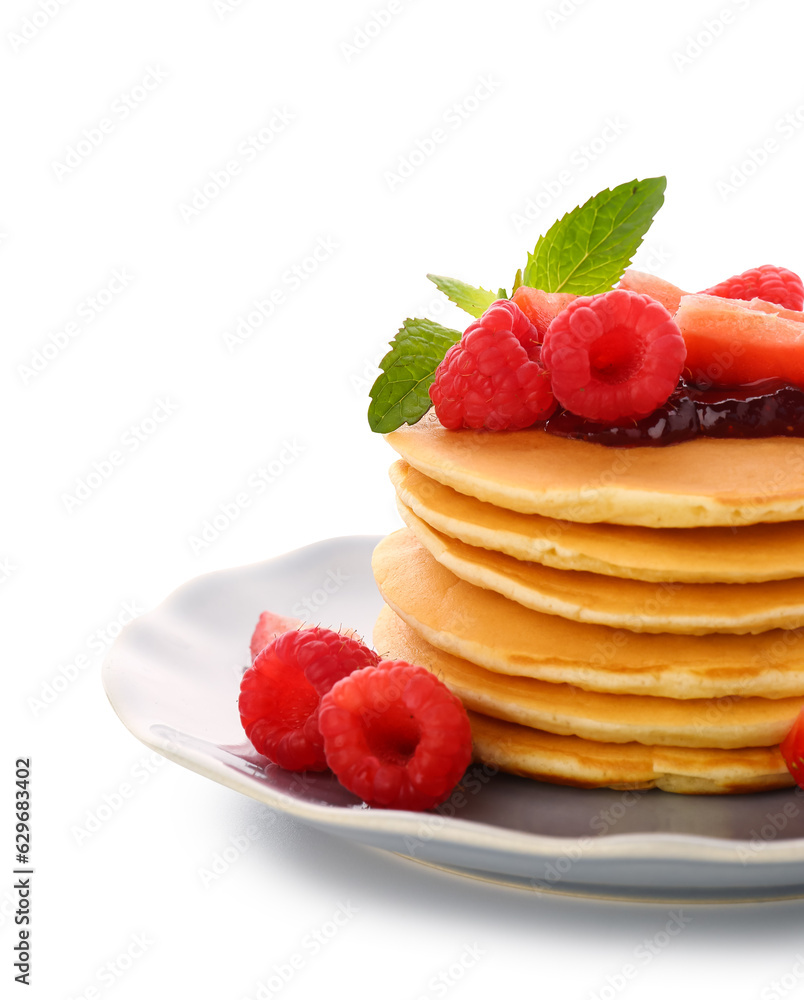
[522,176,666,294]
[368,176,668,433]
[426,274,499,318]
[368,318,461,433]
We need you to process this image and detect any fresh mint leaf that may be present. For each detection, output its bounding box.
[426,273,498,318]
[368,317,461,433]
[522,176,666,294]
[512,268,523,294]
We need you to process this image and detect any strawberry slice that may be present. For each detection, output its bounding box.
[249,610,363,662]
[250,611,302,661]
[618,269,687,314]
[512,286,576,343]
[676,294,804,389]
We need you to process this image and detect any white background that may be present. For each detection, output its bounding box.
[5,0,804,997]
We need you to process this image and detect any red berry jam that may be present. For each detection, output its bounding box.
[544,378,804,447]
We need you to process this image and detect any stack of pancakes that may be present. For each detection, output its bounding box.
[371,411,804,793]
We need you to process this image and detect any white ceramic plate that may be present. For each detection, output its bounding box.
[102,535,804,903]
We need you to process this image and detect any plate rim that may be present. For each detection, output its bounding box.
[102,534,804,870]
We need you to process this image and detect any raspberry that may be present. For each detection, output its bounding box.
[318,661,473,811]
[238,628,380,771]
[429,300,556,430]
[490,297,541,352]
[541,289,686,422]
[701,265,804,311]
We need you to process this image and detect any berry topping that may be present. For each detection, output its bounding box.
[511,286,576,342]
[541,289,687,422]
[701,265,804,311]
[368,176,668,435]
[429,300,557,431]
[318,661,473,810]
[781,707,804,790]
[239,627,380,771]
[545,378,804,448]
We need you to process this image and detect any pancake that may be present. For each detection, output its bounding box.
[385,410,804,527]
[372,530,804,700]
[374,605,802,748]
[467,712,793,794]
[397,500,804,635]
[390,460,804,584]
